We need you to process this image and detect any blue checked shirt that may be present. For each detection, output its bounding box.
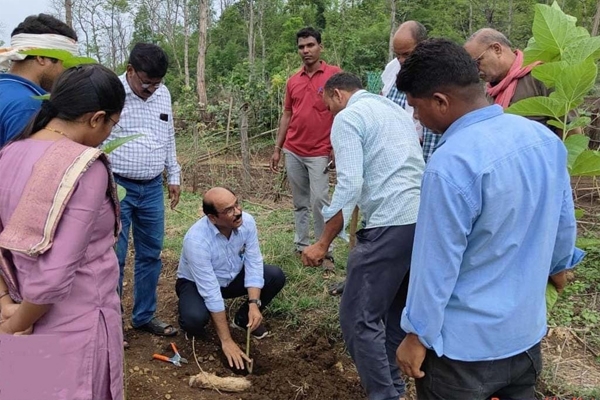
[177,212,265,313]
[387,86,441,163]
[105,74,181,184]
[323,90,424,230]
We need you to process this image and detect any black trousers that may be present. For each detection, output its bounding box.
[339,224,415,400]
[175,264,286,337]
[416,342,542,400]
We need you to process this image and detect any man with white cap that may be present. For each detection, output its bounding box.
[0,14,78,146]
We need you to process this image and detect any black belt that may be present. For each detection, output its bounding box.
[114,173,160,185]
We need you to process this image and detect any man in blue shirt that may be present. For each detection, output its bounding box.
[176,187,286,371]
[303,72,424,400]
[395,39,576,399]
[0,14,78,146]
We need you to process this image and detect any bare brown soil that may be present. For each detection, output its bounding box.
[122,258,365,400]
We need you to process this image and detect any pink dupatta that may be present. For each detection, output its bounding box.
[487,50,542,109]
[0,139,120,302]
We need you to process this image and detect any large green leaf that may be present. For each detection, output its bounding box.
[101,134,144,154]
[117,184,127,201]
[19,48,73,60]
[63,56,97,68]
[563,36,600,64]
[531,3,580,59]
[570,149,600,176]
[506,96,567,119]
[546,282,559,311]
[524,38,561,65]
[564,133,589,171]
[554,59,598,110]
[18,49,96,68]
[574,208,585,219]
[531,61,568,89]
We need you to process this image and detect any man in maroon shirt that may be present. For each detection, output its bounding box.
[270,27,341,274]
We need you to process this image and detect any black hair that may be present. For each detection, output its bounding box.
[396,38,481,98]
[324,72,363,94]
[11,13,77,41]
[128,43,169,79]
[468,28,512,48]
[296,27,321,44]
[202,187,237,216]
[15,64,125,141]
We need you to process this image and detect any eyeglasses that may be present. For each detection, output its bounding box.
[473,46,492,66]
[109,117,122,134]
[134,70,162,89]
[217,199,241,217]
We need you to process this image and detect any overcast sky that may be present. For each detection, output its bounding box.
[0,0,53,46]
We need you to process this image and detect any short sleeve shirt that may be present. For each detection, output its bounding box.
[283,61,342,157]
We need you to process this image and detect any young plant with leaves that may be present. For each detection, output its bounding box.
[507,1,600,176]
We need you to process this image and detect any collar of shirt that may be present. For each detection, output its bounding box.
[301,60,329,76]
[438,105,503,146]
[346,89,368,107]
[0,73,46,96]
[119,73,164,102]
[205,216,240,239]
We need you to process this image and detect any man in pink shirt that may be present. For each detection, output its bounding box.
[270,27,341,273]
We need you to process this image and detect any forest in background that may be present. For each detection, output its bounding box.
[12,0,600,133]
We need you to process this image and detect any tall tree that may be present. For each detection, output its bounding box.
[388,0,396,61]
[65,0,74,28]
[197,0,208,112]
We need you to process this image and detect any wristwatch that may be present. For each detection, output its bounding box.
[248,298,262,307]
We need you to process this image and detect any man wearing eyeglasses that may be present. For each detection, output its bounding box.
[464,28,579,138]
[175,187,286,371]
[105,43,181,345]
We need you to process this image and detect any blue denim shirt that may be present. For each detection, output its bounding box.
[402,105,577,361]
[177,212,264,313]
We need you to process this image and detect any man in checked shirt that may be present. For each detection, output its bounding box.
[106,43,181,344]
[387,21,441,164]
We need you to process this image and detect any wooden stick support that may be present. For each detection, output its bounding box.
[245,326,254,373]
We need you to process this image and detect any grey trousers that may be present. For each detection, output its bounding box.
[284,149,330,251]
[340,224,415,400]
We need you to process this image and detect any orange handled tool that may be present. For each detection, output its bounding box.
[152,342,188,367]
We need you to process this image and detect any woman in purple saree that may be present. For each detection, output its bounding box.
[0,64,125,400]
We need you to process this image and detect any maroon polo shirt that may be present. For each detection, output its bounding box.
[283,61,342,157]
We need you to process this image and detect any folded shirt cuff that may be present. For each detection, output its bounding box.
[244,277,264,289]
[205,299,225,314]
[401,307,442,356]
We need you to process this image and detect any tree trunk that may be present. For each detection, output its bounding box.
[388,0,396,61]
[183,0,190,87]
[507,0,513,38]
[65,0,73,28]
[257,0,266,79]
[248,0,255,70]
[592,0,600,36]
[240,104,252,190]
[196,0,209,116]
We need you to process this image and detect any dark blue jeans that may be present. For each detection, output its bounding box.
[115,174,164,328]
